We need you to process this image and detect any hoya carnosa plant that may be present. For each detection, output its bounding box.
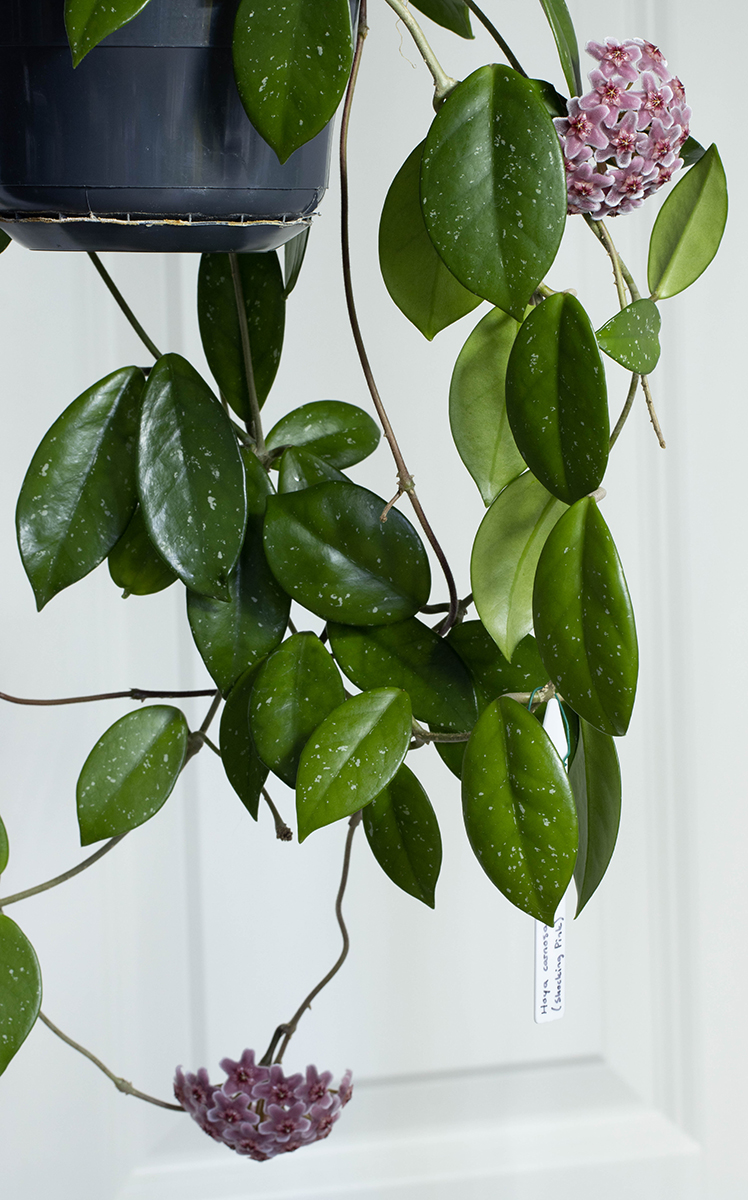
[0,0,727,1165]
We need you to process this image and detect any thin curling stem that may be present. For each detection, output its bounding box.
[340,2,460,634]
[87,253,162,360]
[464,0,527,76]
[0,835,126,908]
[0,687,217,707]
[610,373,640,448]
[380,0,458,105]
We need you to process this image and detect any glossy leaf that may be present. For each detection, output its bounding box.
[0,815,8,876]
[265,401,380,469]
[447,623,546,707]
[506,294,609,504]
[233,0,354,163]
[0,914,42,1076]
[76,706,189,845]
[263,482,431,625]
[220,665,268,820]
[680,137,706,169]
[648,145,728,300]
[296,688,412,841]
[449,307,524,505]
[410,0,472,38]
[471,472,566,660]
[187,449,288,694]
[250,633,345,787]
[379,142,482,340]
[108,506,177,597]
[537,0,582,95]
[17,367,143,610]
[462,696,577,924]
[0,231,10,253]
[328,617,478,731]
[569,718,621,915]
[65,0,153,66]
[421,65,566,320]
[278,447,347,493]
[283,228,310,298]
[138,354,247,600]
[596,299,661,374]
[198,253,285,421]
[364,766,442,907]
[533,498,638,736]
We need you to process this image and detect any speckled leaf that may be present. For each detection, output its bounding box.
[505,294,609,504]
[220,665,268,820]
[538,0,582,95]
[410,0,472,38]
[65,0,153,66]
[570,718,621,915]
[0,815,8,876]
[198,253,285,422]
[421,65,566,320]
[108,506,177,597]
[265,401,380,469]
[138,354,247,601]
[379,142,482,340]
[250,633,345,787]
[447,624,546,707]
[0,915,41,1076]
[263,482,431,625]
[471,472,567,660]
[533,498,638,736]
[596,299,661,374]
[283,227,310,298]
[449,307,524,505]
[364,765,442,907]
[296,688,412,841]
[187,450,289,694]
[233,0,354,163]
[462,696,577,923]
[76,706,189,845]
[278,447,347,493]
[648,145,728,300]
[16,367,143,610]
[328,617,478,732]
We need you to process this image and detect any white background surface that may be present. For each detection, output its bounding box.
[0,0,745,1195]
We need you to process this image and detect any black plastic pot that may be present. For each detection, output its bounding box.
[0,0,355,252]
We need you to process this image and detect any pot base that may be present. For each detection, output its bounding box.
[0,213,311,253]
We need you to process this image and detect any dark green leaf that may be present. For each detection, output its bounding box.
[364,765,442,907]
[187,449,288,693]
[233,0,354,163]
[533,497,638,736]
[379,142,482,340]
[679,137,706,169]
[138,354,247,601]
[328,617,478,731]
[410,0,472,38]
[17,367,143,610]
[569,718,621,915]
[462,696,577,924]
[596,299,661,374]
[76,706,189,845]
[108,506,178,597]
[0,815,8,876]
[198,253,286,422]
[250,633,345,787]
[278,447,348,493]
[263,481,431,625]
[449,307,524,505]
[283,228,310,298]
[296,688,412,841]
[506,294,609,504]
[421,65,566,320]
[471,472,566,660]
[648,145,728,300]
[537,0,582,95]
[0,914,42,1076]
[528,78,569,119]
[265,401,380,469]
[0,231,11,254]
[65,0,153,66]
[447,623,546,706]
[220,665,268,820]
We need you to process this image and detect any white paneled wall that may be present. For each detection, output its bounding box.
[0,0,745,1196]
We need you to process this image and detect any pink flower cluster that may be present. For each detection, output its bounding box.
[554,38,691,217]
[174,1050,353,1161]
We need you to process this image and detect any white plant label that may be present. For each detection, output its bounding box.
[534,698,568,1024]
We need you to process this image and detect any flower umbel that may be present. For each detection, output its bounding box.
[174,1052,353,1161]
[554,38,691,216]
